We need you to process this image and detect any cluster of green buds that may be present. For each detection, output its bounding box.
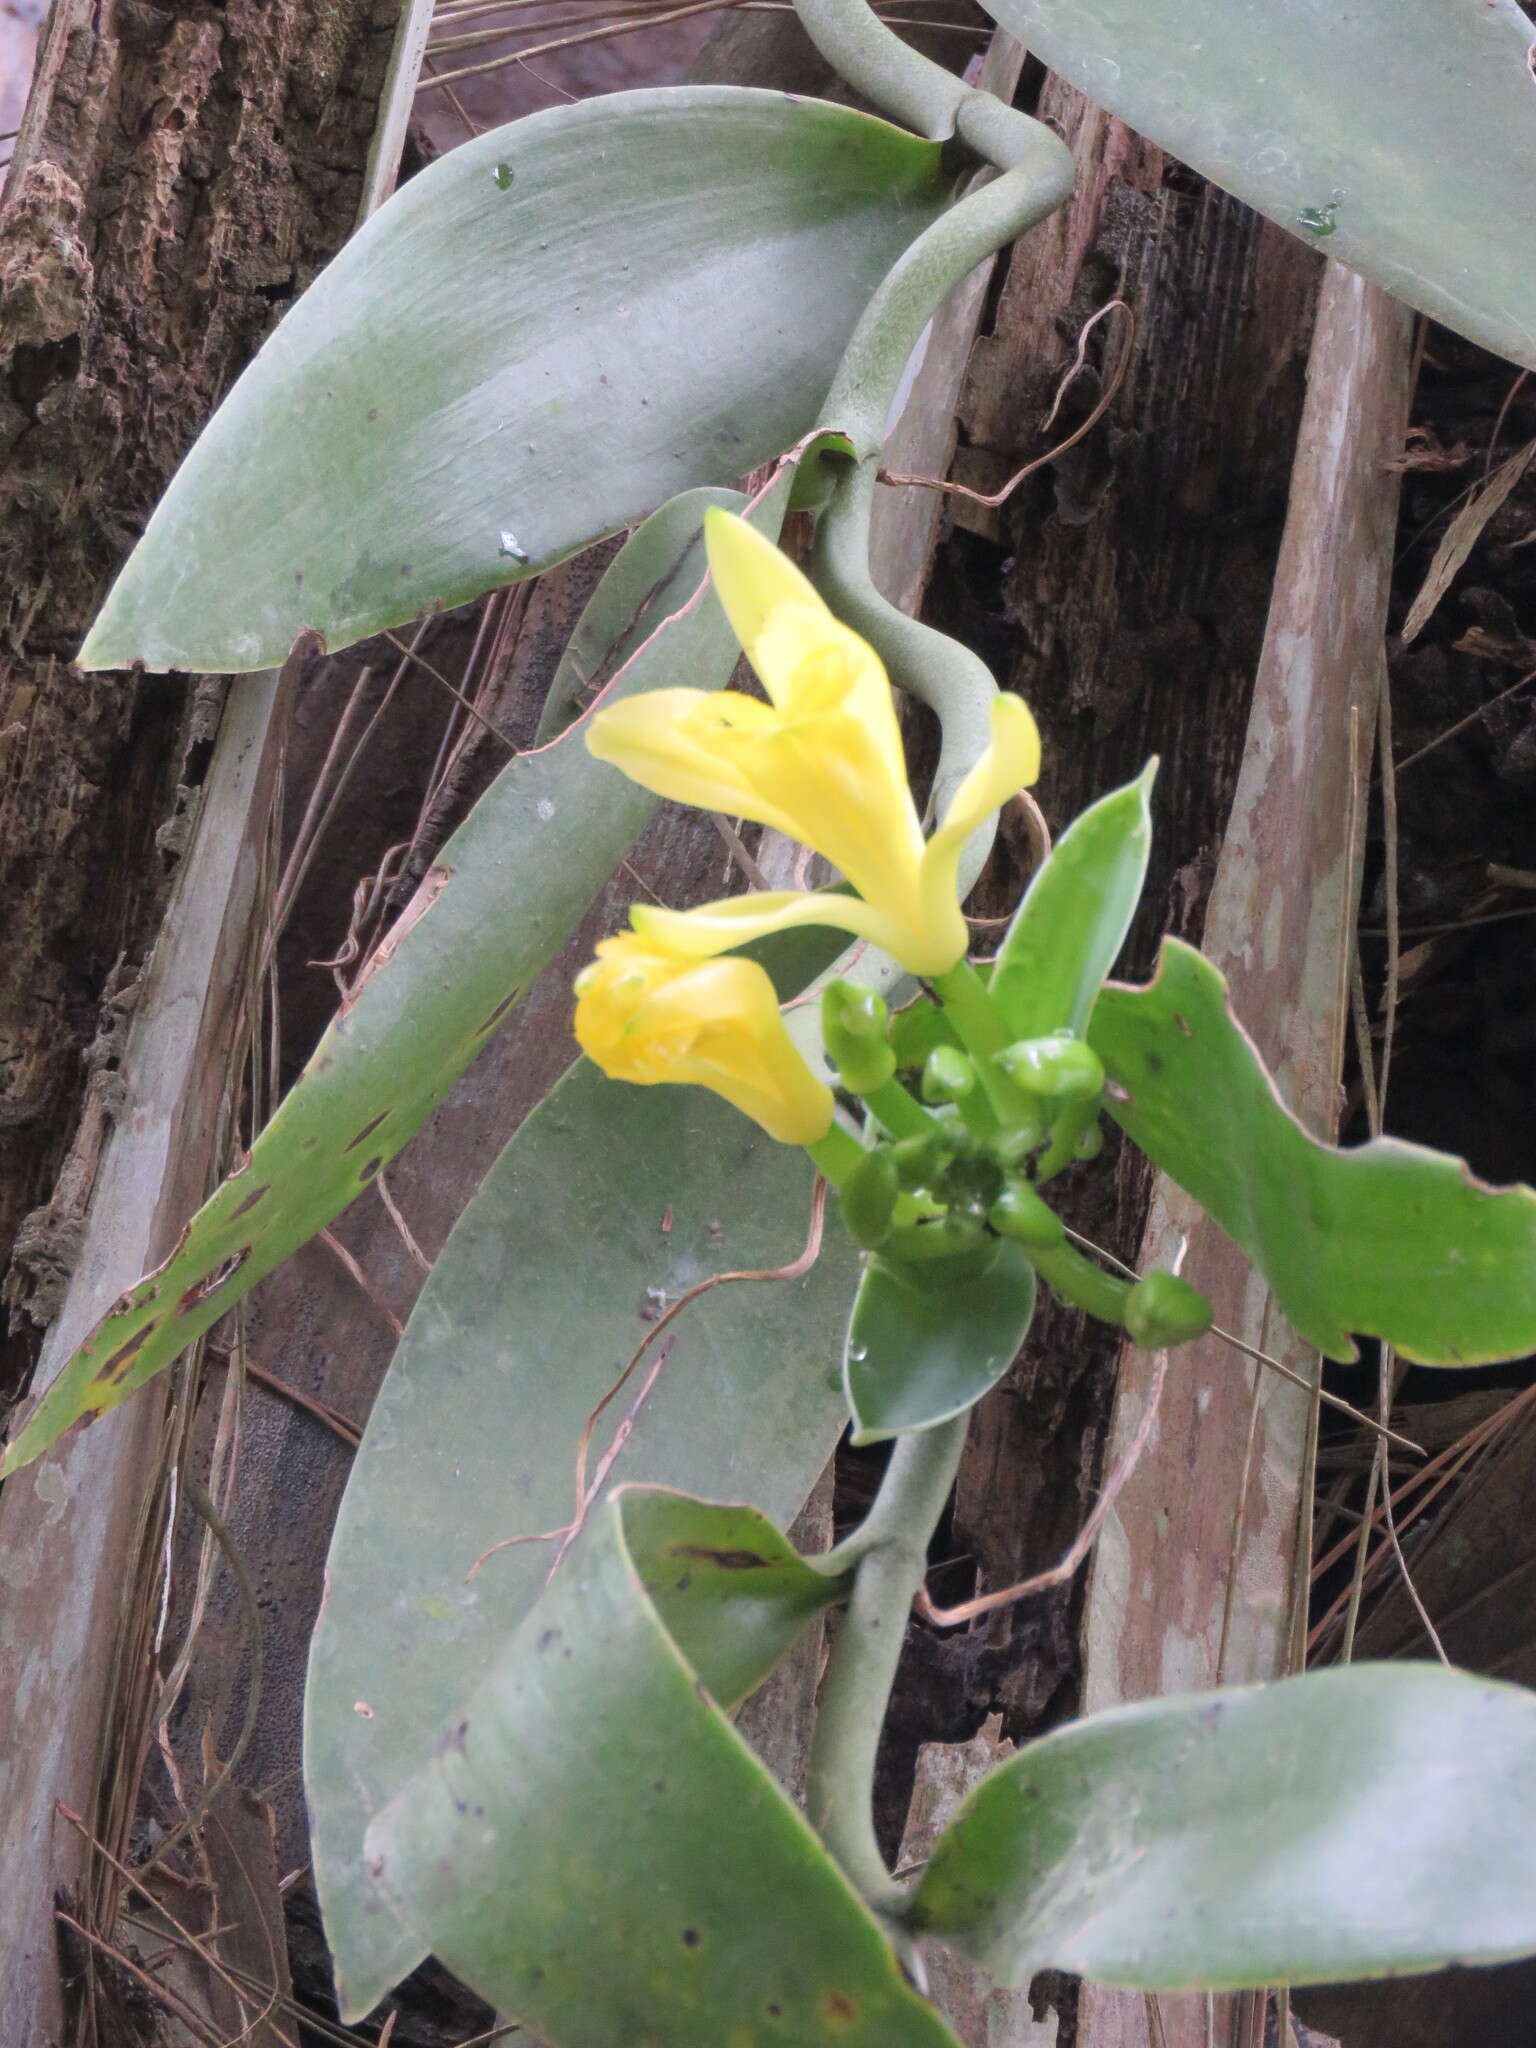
[820,980,1213,1352]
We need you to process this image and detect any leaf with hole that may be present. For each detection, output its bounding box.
[305,1061,863,2014]
[349,1483,960,2046]
[989,761,1154,1040]
[845,1240,1036,1443]
[910,1662,1536,1989]
[978,0,1536,371]
[1,476,795,1481]
[1088,938,1536,1363]
[80,89,953,673]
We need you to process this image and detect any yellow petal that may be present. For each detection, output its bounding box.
[632,890,911,962]
[572,933,832,1144]
[703,507,831,680]
[939,694,1041,836]
[916,693,1041,971]
[586,688,805,843]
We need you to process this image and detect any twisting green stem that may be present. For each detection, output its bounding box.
[808,1415,968,1908]
[781,0,1075,1086]
[793,0,965,140]
[814,462,997,823]
[817,125,1075,462]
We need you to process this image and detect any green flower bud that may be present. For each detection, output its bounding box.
[821,981,895,1095]
[988,1179,1065,1249]
[838,1148,900,1250]
[921,1045,978,1105]
[1124,1270,1213,1349]
[995,1034,1106,1102]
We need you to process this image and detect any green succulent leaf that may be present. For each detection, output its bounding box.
[1,478,794,1482]
[989,762,1154,1040]
[845,1240,1036,1443]
[354,1486,960,2047]
[910,1662,1536,1989]
[80,89,952,673]
[306,1062,863,2016]
[1088,939,1536,1363]
[975,0,1536,372]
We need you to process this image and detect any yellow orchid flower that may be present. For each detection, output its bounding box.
[585,509,1039,977]
[572,930,833,1146]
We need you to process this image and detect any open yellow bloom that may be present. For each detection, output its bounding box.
[573,930,833,1146]
[585,509,1040,977]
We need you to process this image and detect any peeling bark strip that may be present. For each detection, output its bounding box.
[0,0,413,2036]
[1075,267,1413,2048]
[0,0,400,1374]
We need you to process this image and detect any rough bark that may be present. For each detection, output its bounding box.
[0,0,399,1380]
[0,0,411,2037]
[1075,265,1413,2048]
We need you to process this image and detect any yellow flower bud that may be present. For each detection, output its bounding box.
[572,931,834,1146]
[586,510,1040,977]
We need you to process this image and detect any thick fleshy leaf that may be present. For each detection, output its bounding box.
[845,1241,1035,1443]
[358,1486,959,2046]
[910,1663,1536,1990]
[989,762,1154,1039]
[80,88,951,673]
[305,1062,862,2015]
[1,477,794,1481]
[980,0,1536,372]
[1088,939,1536,1363]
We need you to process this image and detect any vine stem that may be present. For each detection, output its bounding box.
[807,1413,969,1910]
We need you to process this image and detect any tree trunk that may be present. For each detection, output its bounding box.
[0,0,419,2034]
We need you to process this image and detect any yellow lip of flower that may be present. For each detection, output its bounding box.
[573,930,833,1146]
[585,509,1039,977]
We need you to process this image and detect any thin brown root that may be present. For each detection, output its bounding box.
[880,299,1134,509]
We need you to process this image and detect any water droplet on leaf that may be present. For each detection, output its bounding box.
[1295,188,1345,238]
[492,162,514,190]
[498,530,528,561]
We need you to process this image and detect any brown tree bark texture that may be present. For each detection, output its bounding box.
[1074,265,1412,2048]
[0,0,407,2035]
[0,0,399,1349]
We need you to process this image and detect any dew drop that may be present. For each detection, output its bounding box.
[492,162,514,190]
[1295,187,1345,238]
[498,530,529,561]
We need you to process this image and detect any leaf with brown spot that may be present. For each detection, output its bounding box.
[0,478,798,1481]
[1089,938,1536,1363]
[306,1061,862,2011]
[352,1487,957,2048]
